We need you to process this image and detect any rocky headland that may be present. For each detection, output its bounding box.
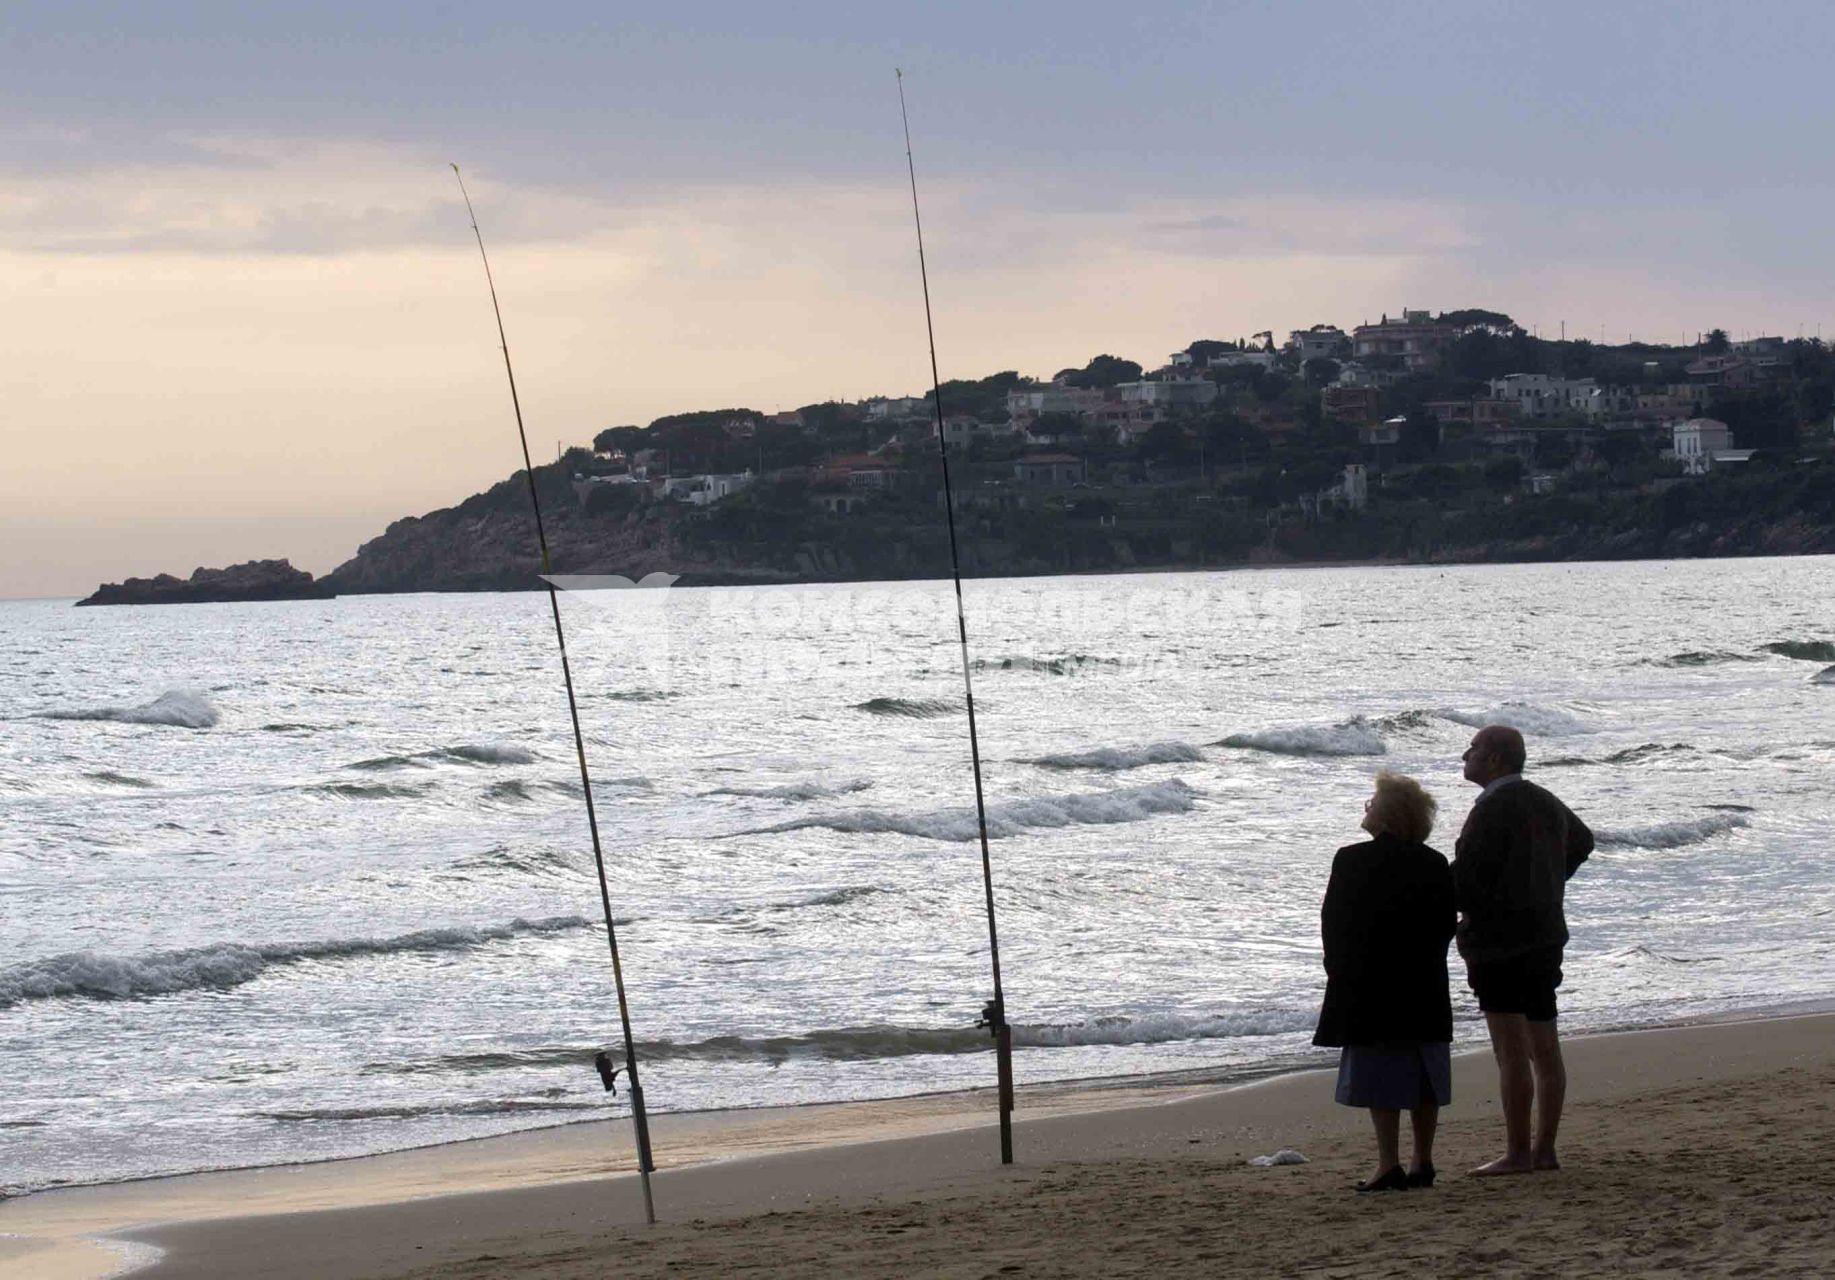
[78,559,331,606]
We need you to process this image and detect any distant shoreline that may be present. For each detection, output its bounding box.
[53,545,1835,605]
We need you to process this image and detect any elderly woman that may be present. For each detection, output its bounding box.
[1313,770,1456,1192]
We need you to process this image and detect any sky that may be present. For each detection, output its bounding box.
[4,1,1833,597]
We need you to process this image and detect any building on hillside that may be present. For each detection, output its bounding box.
[1006,384,1108,423]
[814,454,903,490]
[1351,310,1457,371]
[765,409,805,429]
[1427,397,1526,429]
[864,396,926,421]
[1013,453,1086,487]
[1117,378,1218,414]
[1733,336,1790,371]
[658,471,753,505]
[1321,385,1384,424]
[1487,374,1601,419]
[1205,348,1278,371]
[1670,418,1750,475]
[1360,416,1406,447]
[1685,355,1760,388]
[1286,325,1350,362]
[1299,464,1369,519]
[1331,360,1398,389]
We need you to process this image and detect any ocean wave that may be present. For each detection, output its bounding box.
[1373,710,1437,734]
[1219,720,1386,757]
[349,742,538,771]
[372,1007,1310,1076]
[1812,665,1835,685]
[40,689,221,729]
[1607,944,1723,965]
[604,689,675,703]
[0,916,591,1009]
[84,771,157,789]
[974,654,1121,676]
[260,722,323,733]
[1013,1009,1314,1048]
[302,781,434,800]
[744,779,1198,842]
[1435,702,1591,736]
[852,696,961,719]
[1646,650,1763,667]
[1544,743,1698,768]
[704,779,875,801]
[1761,640,1835,663]
[1025,742,1204,771]
[1594,813,1750,849]
[257,1098,605,1123]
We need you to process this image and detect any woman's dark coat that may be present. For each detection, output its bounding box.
[1312,831,1456,1048]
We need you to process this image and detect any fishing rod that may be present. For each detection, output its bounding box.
[895,70,1015,1165]
[451,164,658,1223]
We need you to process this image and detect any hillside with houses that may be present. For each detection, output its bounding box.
[315,308,1835,593]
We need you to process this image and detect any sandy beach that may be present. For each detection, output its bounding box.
[2,1012,1829,1279]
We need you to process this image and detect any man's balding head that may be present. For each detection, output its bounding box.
[1463,725,1526,785]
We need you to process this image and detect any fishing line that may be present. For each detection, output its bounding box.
[895,70,1016,1165]
[451,164,658,1222]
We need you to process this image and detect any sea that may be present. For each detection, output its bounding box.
[3,558,1833,1195]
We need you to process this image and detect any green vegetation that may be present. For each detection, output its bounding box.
[409,314,1835,587]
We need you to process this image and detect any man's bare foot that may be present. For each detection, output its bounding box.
[1470,1153,1535,1176]
[1532,1151,1560,1171]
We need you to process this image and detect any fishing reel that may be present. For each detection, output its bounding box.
[593,1050,626,1095]
[976,997,1007,1038]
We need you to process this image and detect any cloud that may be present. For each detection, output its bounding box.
[0,135,633,256]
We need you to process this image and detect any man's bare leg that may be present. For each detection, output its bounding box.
[1526,1019,1566,1169]
[1408,1102,1439,1177]
[1472,1012,1535,1175]
[1366,1108,1401,1185]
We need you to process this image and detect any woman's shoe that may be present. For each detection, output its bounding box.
[1406,1164,1437,1188]
[1356,1165,1409,1193]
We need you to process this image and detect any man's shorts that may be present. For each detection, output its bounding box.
[1467,947,1563,1022]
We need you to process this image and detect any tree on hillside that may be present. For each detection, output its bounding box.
[593,424,646,454]
[1302,357,1341,387]
[927,370,1030,421]
[1185,339,1235,366]
[1399,410,1441,463]
[1704,329,1731,354]
[1057,354,1143,388]
[1438,309,1520,335]
[647,407,763,432]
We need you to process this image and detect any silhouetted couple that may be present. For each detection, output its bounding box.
[1312,726,1594,1191]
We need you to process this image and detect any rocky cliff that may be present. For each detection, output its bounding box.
[78,559,330,606]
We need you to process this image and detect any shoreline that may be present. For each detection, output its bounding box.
[39,546,1835,606]
[4,1006,1832,1279]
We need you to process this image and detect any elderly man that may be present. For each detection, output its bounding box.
[1453,724,1594,1176]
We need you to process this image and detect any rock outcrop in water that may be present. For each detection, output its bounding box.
[78,559,330,606]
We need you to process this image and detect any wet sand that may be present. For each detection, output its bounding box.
[3,1013,1830,1278]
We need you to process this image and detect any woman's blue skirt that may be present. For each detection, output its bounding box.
[1334,1042,1452,1109]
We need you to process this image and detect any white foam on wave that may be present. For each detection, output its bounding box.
[1013,1008,1313,1048]
[1594,812,1749,849]
[749,779,1199,842]
[1219,720,1386,757]
[42,689,221,729]
[1436,702,1591,736]
[0,916,591,1009]
[1026,742,1204,771]
[623,1006,1308,1064]
[440,743,538,765]
[706,779,875,800]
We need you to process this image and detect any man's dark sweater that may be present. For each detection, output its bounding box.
[1452,778,1594,963]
